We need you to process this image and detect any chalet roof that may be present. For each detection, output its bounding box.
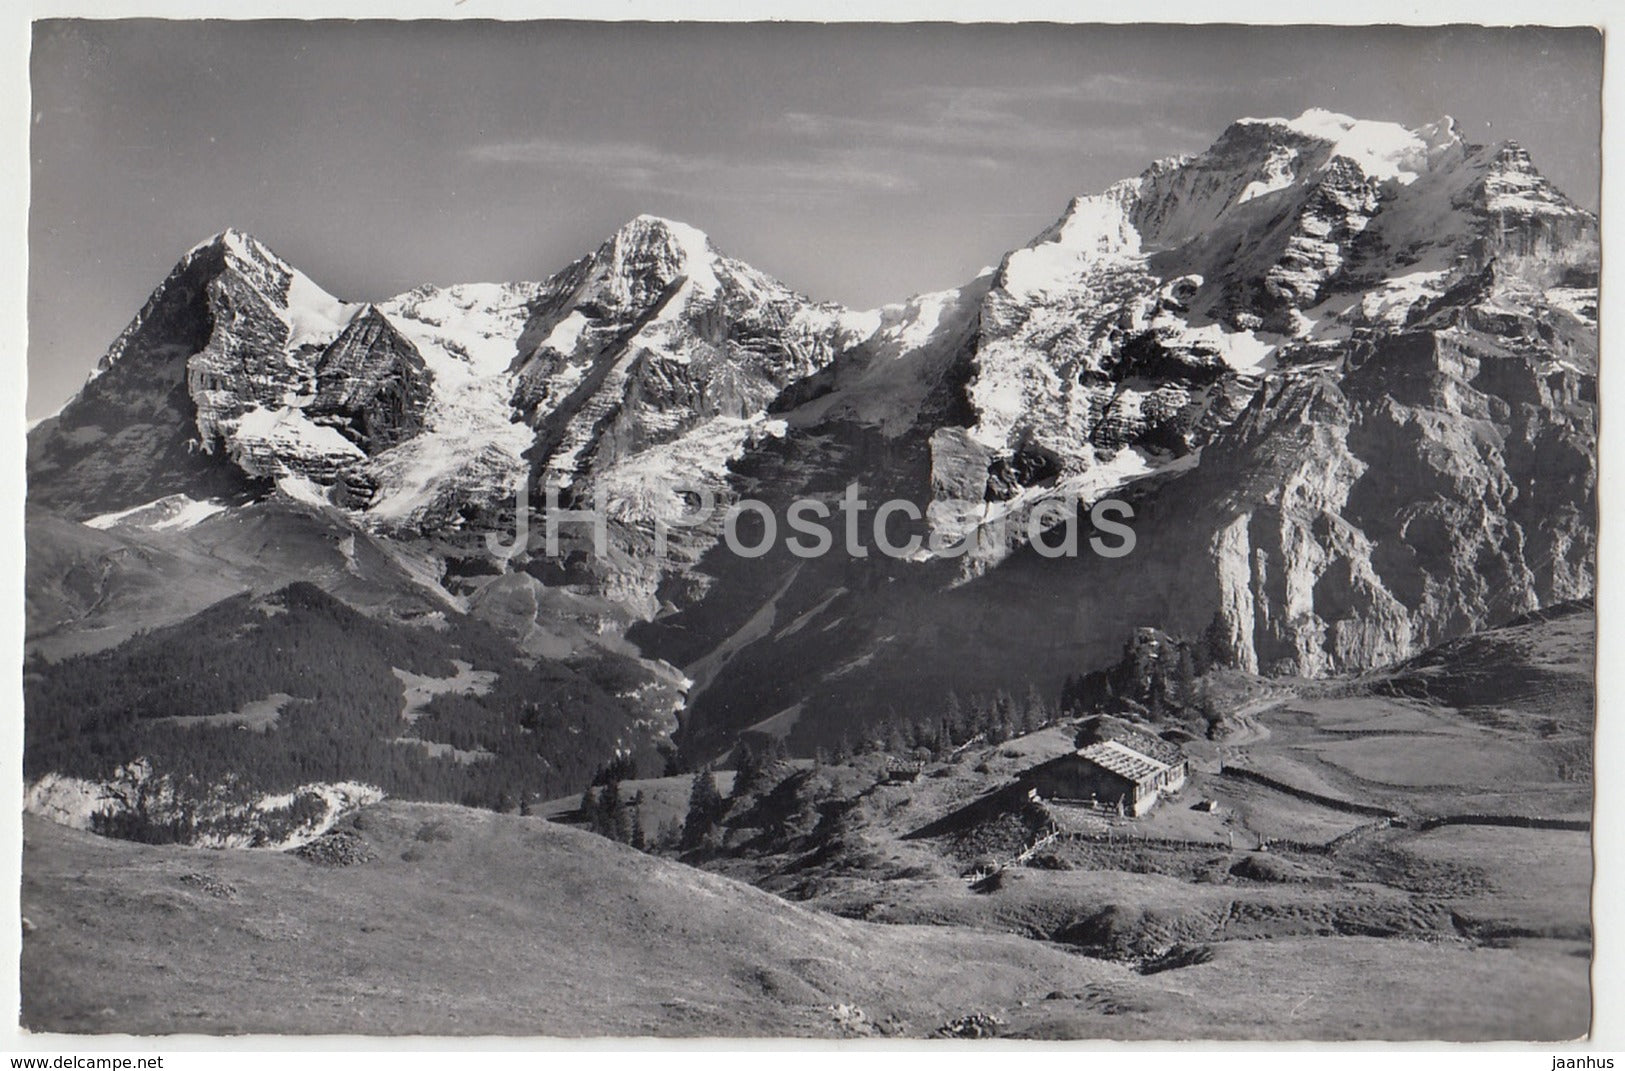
[1106,726,1185,766]
[1077,740,1171,785]
[1075,715,1186,767]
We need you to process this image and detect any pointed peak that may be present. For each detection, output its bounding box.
[628,212,689,229]
[607,214,716,258]
[1491,139,1534,163]
[329,302,389,334]
[181,227,294,271]
[1424,114,1460,139]
[186,226,256,253]
[591,213,724,296]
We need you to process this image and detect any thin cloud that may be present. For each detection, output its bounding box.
[779,105,1213,163]
[776,73,1292,161]
[465,135,914,197]
[909,71,1302,114]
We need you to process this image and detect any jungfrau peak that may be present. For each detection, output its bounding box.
[916,109,1595,574]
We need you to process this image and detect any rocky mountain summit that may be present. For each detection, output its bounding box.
[26,109,1597,757]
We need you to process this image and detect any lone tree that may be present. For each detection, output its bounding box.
[681,770,726,851]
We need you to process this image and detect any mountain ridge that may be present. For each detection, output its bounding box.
[26,106,1598,764]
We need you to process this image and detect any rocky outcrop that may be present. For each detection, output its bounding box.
[310,305,433,452]
[23,761,384,849]
[901,111,1596,578]
[185,231,357,446]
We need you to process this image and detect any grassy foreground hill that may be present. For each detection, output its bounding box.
[20,599,1594,1039]
[20,801,1586,1039]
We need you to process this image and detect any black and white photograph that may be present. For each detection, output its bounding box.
[7,11,1613,1049]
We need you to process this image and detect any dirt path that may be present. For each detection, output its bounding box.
[1203,695,1281,776]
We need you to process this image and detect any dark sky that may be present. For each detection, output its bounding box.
[28,20,1602,419]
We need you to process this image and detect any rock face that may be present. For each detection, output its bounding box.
[900,110,1596,575]
[26,109,1598,759]
[28,235,266,517]
[493,216,882,614]
[310,306,433,454]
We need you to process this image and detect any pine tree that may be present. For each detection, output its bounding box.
[731,742,761,798]
[1022,683,1049,733]
[989,715,1012,745]
[681,769,725,851]
[995,689,1016,731]
[1195,677,1220,735]
[1059,673,1080,714]
[655,815,683,851]
[1201,614,1232,672]
[658,743,684,778]
[595,780,623,839]
[956,696,980,743]
[613,791,636,845]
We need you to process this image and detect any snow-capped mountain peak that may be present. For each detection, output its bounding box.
[1235,107,1464,185]
[586,213,725,304]
[182,225,267,259]
[31,110,1598,620]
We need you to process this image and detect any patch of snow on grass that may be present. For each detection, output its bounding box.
[86,494,230,532]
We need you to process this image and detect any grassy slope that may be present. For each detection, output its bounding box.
[21,803,1123,1038]
[1232,601,1595,819]
[524,605,1594,1040]
[20,801,1588,1040]
[25,501,453,662]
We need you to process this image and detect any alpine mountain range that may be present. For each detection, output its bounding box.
[24,107,1598,835]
